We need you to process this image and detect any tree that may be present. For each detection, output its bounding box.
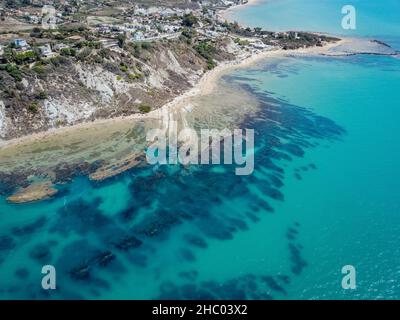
[182,14,198,28]
[15,50,38,64]
[117,34,126,48]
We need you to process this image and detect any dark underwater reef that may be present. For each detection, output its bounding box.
[0,74,345,299]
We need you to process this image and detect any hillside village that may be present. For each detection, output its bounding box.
[0,0,338,140]
[1,0,266,58]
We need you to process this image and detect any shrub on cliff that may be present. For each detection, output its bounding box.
[0,64,22,81]
[49,56,68,67]
[119,63,128,73]
[60,48,76,57]
[182,14,198,28]
[27,101,40,113]
[128,73,143,80]
[194,42,216,61]
[35,91,48,100]
[76,48,92,61]
[138,104,151,113]
[32,63,46,75]
[180,28,197,44]
[15,51,38,65]
[207,58,216,70]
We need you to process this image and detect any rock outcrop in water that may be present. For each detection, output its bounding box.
[7,181,57,203]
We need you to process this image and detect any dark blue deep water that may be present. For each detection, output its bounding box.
[1,0,400,299]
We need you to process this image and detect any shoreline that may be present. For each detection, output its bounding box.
[1,0,395,151]
[0,40,348,203]
[0,0,268,151]
[221,0,264,21]
[0,39,346,150]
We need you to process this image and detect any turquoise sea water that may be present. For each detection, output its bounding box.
[229,0,400,50]
[236,55,400,299]
[228,0,400,48]
[1,1,400,299]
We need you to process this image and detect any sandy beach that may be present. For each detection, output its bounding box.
[0,38,349,151]
[221,0,264,21]
[2,0,392,152]
[3,0,386,151]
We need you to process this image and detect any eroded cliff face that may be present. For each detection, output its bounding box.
[0,39,234,141]
[0,100,8,139]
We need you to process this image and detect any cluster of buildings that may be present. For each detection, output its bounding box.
[0,38,72,60]
[93,6,199,42]
[1,6,64,26]
[90,2,239,43]
[0,0,255,61]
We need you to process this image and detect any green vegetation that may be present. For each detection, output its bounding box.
[35,91,48,100]
[2,47,14,63]
[182,14,198,28]
[206,58,217,70]
[194,42,216,59]
[138,103,151,113]
[119,63,128,73]
[129,41,152,59]
[98,48,109,58]
[0,63,22,81]
[131,42,142,58]
[27,101,39,113]
[59,23,87,34]
[222,21,254,37]
[76,40,101,49]
[2,88,17,99]
[141,42,152,51]
[194,41,217,70]
[128,73,143,80]
[76,47,92,61]
[117,34,126,48]
[32,63,46,75]
[30,27,43,38]
[93,55,104,64]
[14,50,38,64]
[49,56,68,66]
[60,48,77,56]
[180,27,197,44]
[222,21,240,33]
[234,38,250,46]
[55,119,66,127]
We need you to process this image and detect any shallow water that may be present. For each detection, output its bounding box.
[233,54,400,299]
[227,0,400,48]
[1,1,400,300]
[2,53,399,299]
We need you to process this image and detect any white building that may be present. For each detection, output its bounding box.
[135,8,148,16]
[160,8,175,17]
[99,39,119,48]
[28,15,40,24]
[53,43,69,51]
[135,7,161,16]
[39,44,57,58]
[160,25,179,33]
[14,39,28,48]
[205,30,219,38]
[132,32,145,41]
